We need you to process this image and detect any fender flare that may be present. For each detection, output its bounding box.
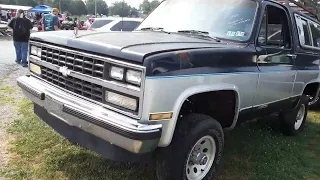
[302,80,320,102]
[302,80,320,94]
[161,83,240,146]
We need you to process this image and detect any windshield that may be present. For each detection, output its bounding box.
[90,20,113,28]
[136,0,258,41]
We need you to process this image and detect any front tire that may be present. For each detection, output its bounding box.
[279,95,309,136]
[156,114,224,180]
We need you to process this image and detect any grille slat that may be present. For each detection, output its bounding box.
[41,47,105,79]
[40,46,105,103]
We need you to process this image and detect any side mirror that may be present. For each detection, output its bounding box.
[258,36,266,44]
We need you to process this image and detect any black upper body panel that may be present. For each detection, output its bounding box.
[143,44,258,76]
[30,31,243,64]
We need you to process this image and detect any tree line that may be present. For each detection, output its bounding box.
[0,0,160,17]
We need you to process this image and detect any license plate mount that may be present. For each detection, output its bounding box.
[46,96,63,114]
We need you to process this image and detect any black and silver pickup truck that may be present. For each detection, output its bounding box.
[17,0,320,179]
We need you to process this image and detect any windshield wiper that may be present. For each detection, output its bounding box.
[177,30,221,42]
[139,27,170,34]
[141,27,164,31]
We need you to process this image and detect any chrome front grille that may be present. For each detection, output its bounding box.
[41,67,104,102]
[41,46,105,78]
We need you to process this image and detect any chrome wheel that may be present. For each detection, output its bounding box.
[295,104,306,130]
[186,136,216,180]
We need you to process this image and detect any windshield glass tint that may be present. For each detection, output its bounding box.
[137,0,258,41]
[91,20,113,28]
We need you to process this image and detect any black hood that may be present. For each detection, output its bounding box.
[30,31,244,63]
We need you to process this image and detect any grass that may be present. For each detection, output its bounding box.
[0,86,15,104]
[219,113,320,180]
[1,99,320,180]
[0,86,15,94]
[1,99,155,180]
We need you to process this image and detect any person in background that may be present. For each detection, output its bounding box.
[73,17,78,28]
[10,10,15,18]
[84,17,93,28]
[41,8,60,31]
[7,9,33,67]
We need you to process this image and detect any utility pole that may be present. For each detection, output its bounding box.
[121,0,124,31]
[59,0,61,12]
[95,0,97,17]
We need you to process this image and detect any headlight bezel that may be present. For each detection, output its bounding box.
[109,65,143,86]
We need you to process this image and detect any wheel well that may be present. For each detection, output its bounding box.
[179,90,237,128]
[303,83,320,97]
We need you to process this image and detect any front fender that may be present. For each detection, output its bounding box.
[159,83,240,147]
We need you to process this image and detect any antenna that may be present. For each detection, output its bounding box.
[121,0,124,31]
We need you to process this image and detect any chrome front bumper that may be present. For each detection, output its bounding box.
[17,75,162,154]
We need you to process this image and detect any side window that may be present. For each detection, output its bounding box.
[295,15,312,46]
[110,21,122,31]
[122,21,140,31]
[258,12,267,44]
[110,21,141,31]
[258,5,291,48]
[309,22,320,47]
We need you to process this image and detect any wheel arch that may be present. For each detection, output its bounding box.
[302,81,320,97]
[160,83,240,147]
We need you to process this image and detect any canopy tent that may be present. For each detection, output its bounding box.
[0,4,32,11]
[30,5,52,14]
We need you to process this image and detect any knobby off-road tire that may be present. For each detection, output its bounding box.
[279,95,309,136]
[156,114,224,180]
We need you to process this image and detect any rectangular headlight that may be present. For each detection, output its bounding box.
[126,70,142,85]
[30,46,41,57]
[110,66,124,80]
[37,47,42,57]
[105,91,137,111]
[30,46,38,55]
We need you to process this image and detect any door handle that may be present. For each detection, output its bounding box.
[287,54,297,59]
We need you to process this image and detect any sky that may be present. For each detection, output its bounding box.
[104,0,145,8]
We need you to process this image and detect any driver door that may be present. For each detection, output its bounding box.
[254,2,296,115]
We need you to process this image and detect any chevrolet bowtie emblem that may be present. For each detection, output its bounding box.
[59,66,71,77]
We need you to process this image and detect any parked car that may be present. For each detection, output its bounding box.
[0,20,7,27]
[17,0,320,179]
[0,20,10,36]
[60,20,74,30]
[60,17,77,30]
[95,18,143,32]
[86,17,117,31]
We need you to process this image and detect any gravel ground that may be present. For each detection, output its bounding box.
[0,38,28,178]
